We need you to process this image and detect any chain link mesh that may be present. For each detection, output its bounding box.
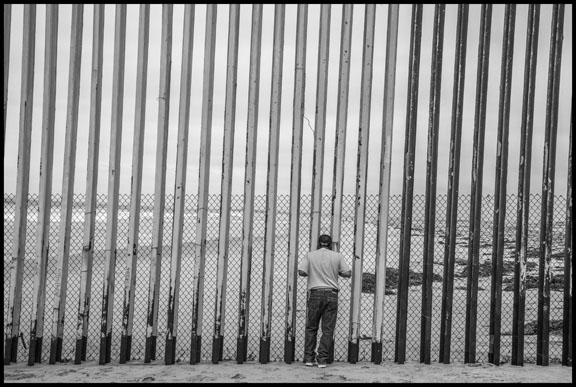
[3,193,568,364]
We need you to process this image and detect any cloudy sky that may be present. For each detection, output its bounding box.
[3,4,573,200]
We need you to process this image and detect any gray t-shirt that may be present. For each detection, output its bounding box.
[299,248,351,291]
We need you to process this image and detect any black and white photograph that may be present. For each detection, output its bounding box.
[3,3,572,383]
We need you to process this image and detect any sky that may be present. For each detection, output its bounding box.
[3,4,573,200]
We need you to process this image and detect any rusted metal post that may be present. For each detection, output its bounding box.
[512,3,539,367]
[348,3,376,365]
[99,4,126,365]
[439,3,468,365]
[49,4,83,364]
[330,4,353,254]
[4,4,36,365]
[329,4,354,364]
[420,3,445,366]
[236,4,263,365]
[562,104,572,367]
[120,3,150,364]
[259,4,285,364]
[76,4,105,365]
[537,3,564,367]
[465,4,492,364]
[284,3,307,365]
[394,3,422,365]
[309,4,331,251]
[372,3,398,365]
[75,4,105,365]
[3,3,11,153]
[212,3,240,364]
[164,3,195,366]
[28,4,58,366]
[144,3,173,364]
[488,4,516,366]
[190,4,215,365]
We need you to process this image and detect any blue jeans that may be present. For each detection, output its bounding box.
[304,288,338,364]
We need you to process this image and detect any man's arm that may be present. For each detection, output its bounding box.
[338,253,352,278]
[339,270,352,278]
[298,270,308,277]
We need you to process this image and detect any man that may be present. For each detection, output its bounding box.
[298,234,351,368]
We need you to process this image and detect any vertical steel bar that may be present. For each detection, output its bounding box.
[537,3,564,367]
[283,3,307,365]
[330,4,353,254]
[372,3,399,365]
[511,3,539,367]
[120,3,150,364]
[465,4,492,364]
[439,3,468,365]
[488,4,516,366]
[76,4,105,364]
[189,3,215,365]
[329,4,354,364]
[236,3,263,365]
[164,3,195,366]
[394,3,422,365]
[347,3,376,365]
[145,3,173,364]
[28,4,58,365]
[49,4,83,364]
[259,4,285,364]
[309,4,331,251]
[76,4,105,365]
[420,3,445,366]
[3,3,11,153]
[98,3,126,365]
[562,103,572,367]
[28,4,58,366]
[212,3,240,364]
[4,4,35,365]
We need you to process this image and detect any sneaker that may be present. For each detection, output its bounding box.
[305,362,314,367]
[317,363,327,368]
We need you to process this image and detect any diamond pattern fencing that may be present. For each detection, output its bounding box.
[3,193,568,364]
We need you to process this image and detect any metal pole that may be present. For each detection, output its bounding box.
[439,3,468,365]
[120,3,150,364]
[284,3,307,365]
[99,4,126,365]
[562,103,572,367]
[465,4,492,364]
[330,4,353,254]
[3,3,11,155]
[394,3,422,365]
[372,3,398,365]
[164,3,195,366]
[259,4,285,364]
[488,4,515,366]
[212,3,240,364]
[76,4,105,364]
[511,3,539,367]
[190,3,215,365]
[49,4,83,364]
[420,3,445,365]
[75,4,105,365]
[348,3,376,364]
[309,4,331,251]
[236,3,263,365]
[145,3,172,364]
[4,4,35,365]
[537,3,564,366]
[28,4,58,366]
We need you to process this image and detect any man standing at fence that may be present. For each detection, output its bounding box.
[298,234,352,368]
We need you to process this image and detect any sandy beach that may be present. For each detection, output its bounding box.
[3,359,572,383]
